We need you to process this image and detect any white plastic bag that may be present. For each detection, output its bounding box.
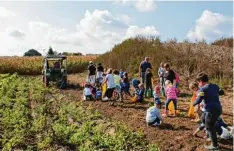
[220,126,233,140]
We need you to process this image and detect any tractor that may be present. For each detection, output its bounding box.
[42,55,67,89]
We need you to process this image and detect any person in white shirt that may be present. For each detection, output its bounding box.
[82,83,93,101]
[146,100,163,127]
[102,68,116,101]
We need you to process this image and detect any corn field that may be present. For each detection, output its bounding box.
[0,56,96,75]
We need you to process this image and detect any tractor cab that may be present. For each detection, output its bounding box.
[42,55,67,88]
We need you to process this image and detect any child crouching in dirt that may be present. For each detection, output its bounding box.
[82,83,93,101]
[146,99,163,127]
[136,83,145,103]
[162,80,178,117]
[95,88,102,100]
[153,81,162,109]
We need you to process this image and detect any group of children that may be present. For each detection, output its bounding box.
[83,63,233,149]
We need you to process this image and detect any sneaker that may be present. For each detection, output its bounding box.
[102,97,109,101]
[204,144,219,150]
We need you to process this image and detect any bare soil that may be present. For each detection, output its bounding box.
[61,74,233,151]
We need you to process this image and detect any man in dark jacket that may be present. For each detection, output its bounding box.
[87,61,96,84]
[139,57,152,84]
[193,73,224,150]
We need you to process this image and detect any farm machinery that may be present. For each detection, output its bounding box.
[42,55,67,89]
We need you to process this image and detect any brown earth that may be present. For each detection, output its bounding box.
[61,74,233,151]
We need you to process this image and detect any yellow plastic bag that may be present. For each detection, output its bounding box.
[102,83,107,98]
[188,93,196,118]
[168,101,180,115]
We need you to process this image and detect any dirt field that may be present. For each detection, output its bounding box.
[62,73,233,151]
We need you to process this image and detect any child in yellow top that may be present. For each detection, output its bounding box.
[188,82,201,122]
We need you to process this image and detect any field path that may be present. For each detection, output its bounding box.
[60,74,233,151]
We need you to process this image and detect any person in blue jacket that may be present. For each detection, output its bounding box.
[193,73,224,150]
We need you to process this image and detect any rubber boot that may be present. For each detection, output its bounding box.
[162,110,169,117]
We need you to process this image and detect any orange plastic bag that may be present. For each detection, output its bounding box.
[131,95,137,102]
[188,92,196,118]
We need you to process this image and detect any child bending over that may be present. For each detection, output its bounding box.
[188,82,202,122]
[136,83,145,103]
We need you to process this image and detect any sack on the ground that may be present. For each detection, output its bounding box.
[220,126,233,140]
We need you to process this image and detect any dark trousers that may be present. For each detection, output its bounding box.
[204,111,221,147]
[165,99,177,110]
[147,117,161,126]
[105,88,115,98]
[141,72,146,83]
[145,84,153,97]
[85,95,93,101]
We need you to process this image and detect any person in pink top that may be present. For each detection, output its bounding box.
[175,72,180,88]
[162,80,178,117]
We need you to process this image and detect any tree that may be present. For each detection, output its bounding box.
[47,47,54,55]
[24,49,42,56]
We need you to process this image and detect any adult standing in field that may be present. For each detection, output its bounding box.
[103,68,116,101]
[193,73,224,150]
[139,57,152,84]
[96,63,104,83]
[163,63,176,88]
[87,61,96,84]
[158,62,165,96]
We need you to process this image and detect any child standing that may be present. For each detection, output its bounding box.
[153,82,162,108]
[145,68,153,98]
[83,83,93,101]
[136,83,145,103]
[175,72,180,89]
[146,100,163,127]
[158,62,165,96]
[113,70,122,101]
[162,80,178,117]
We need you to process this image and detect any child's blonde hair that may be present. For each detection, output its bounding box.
[165,80,172,86]
[189,82,198,91]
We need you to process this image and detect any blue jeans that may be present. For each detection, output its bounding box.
[148,117,161,126]
[165,99,177,110]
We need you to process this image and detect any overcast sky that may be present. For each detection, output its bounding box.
[0,1,233,56]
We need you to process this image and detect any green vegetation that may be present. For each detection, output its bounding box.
[0,74,159,150]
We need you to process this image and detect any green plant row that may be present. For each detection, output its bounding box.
[0,74,159,151]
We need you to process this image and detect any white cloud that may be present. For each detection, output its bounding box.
[0,6,15,18]
[6,27,25,39]
[135,0,156,12]
[125,25,160,39]
[0,8,160,56]
[187,10,232,42]
[114,0,157,12]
